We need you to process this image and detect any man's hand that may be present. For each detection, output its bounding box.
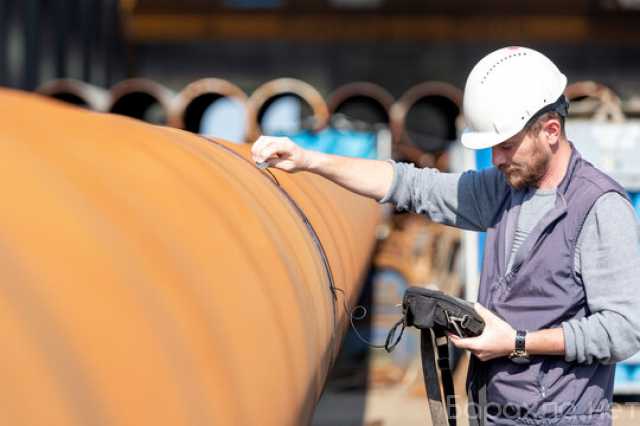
[251,135,394,200]
[449,303,516,362]
[251,136,311,172]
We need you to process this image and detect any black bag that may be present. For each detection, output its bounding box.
[386,287,485,426]
[403,287,484,338]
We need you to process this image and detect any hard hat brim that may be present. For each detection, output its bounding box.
[460,93,570,150]
[460,127,520,150]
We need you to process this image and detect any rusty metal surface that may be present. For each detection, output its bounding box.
[168,78,247,132]
[373,215,462,295]
[108,78,175,124]
[245,78,330,142]
[564,81,625,122]
[367,213,462,389]
[0,89,381,426]
[36,78,110,111]
[328,82,394,126]
[390,81,463,170]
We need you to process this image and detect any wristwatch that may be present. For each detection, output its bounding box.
[509,329,531,364]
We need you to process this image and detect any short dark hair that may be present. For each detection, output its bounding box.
[526,111,566,137]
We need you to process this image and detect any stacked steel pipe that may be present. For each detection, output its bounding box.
[245,78,330,142]
[168,78,248,136]
[1,88,381,426]
[108,78,175,124]
[36,76,635,137]
[36,79,110,111]
[390,81,463,170]
[328,82,394,128]
[34,77,463,168]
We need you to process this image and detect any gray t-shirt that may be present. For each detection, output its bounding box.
[507,188,557,271]
[379,161,640,365]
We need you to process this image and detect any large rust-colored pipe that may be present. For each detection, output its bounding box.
[245,78,329,142]
[168,78,247,137]
[390,81,463,170]
[328,82,394,127]
[0,89,381,426]
[36,79,110,111]
[108,78,175,124]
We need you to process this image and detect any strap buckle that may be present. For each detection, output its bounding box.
[444,310,469,337]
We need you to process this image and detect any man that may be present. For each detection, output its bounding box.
[251,47,640,425]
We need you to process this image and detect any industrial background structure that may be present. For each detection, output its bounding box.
[2,1,640,425]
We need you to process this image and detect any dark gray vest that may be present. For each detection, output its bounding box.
[469,146,628,425]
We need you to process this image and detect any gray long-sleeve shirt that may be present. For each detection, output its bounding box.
[379,161,640,365]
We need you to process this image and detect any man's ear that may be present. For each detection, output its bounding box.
[543,118,562,145]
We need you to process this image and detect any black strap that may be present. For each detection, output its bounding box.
[419,328,456,426]
[477,364,488,426]
[434,328,456,424]
[466,357,487,426]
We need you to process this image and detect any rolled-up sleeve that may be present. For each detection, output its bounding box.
[562,192,640,364]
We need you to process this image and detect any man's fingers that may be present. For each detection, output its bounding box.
[251,136,275,161]
[258,144,287,164]
[251,136,269,157]
[252,136,291,163]
[449,334,479,350]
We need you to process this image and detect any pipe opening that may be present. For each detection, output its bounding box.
[332,96,390,126]
[258,94,315,136]
[37,79,110,111]
[109,92,167,124]
[404,96,459,153]
[50,92,91,108]
[184,94,247,142]
[184,93,223,132]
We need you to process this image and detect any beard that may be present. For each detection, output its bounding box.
[499,140,550,191]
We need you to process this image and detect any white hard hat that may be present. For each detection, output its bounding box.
[460,46,568,150]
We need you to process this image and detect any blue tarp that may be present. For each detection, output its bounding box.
[279,128,378,159]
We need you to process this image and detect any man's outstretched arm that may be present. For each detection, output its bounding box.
[251,135,394,201]
[252,135,508,231]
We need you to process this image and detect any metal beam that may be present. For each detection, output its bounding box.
[80,0,95,82]
[53,0,68,78]
[0,0,10,86]
[22,0,40,90]
[125,13,640,43]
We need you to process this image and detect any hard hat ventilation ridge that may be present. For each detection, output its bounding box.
[481,51,528,85]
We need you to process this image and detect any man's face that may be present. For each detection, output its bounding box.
[492,129,551,190]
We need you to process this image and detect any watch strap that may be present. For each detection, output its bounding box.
[515,329,527,353]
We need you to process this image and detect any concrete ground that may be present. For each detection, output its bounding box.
[312,352,640,426]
